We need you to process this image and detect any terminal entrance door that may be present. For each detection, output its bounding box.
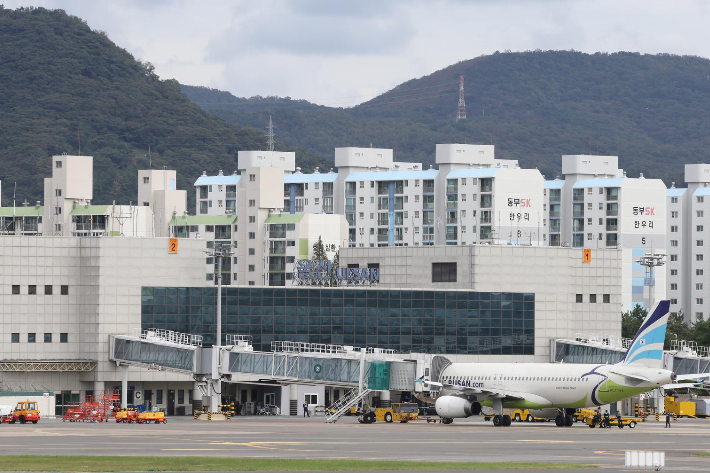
[144,390,153,410]
[167,390,175,416]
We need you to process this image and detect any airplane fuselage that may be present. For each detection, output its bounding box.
[439,362,673,410]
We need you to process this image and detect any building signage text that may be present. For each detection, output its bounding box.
[296,260,379,284]
[508,198,532,207]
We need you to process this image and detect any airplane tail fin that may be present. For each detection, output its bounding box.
[618,300,670,369]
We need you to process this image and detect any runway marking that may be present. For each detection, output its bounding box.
[518,440,575,443]
[208,441,309,450]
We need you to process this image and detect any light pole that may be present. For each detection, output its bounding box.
[206,242,233,412]
[636,252,666,310]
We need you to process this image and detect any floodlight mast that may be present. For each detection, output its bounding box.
[636,252,666,310]
[205,242,233,412]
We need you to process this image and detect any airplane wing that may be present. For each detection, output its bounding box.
[675,373,710,381]
[662,383,704,390]
[425,381,550,404]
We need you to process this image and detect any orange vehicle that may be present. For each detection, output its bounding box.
[12,400,40,424]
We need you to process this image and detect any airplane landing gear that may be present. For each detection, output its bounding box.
[555,410,574,427]
[492,414,512,427]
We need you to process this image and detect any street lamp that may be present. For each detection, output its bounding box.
[205,242,233,412]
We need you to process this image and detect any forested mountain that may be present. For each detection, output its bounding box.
[183,51,710,185]
[0,7,274,208]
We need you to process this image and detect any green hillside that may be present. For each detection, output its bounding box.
[0,7,270,209]
[183,51,710,184]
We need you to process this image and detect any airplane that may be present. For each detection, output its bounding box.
[426,300,678,427]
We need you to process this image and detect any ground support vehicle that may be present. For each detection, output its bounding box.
[0,405,13,424]
[12,401,40,424]
[585,415,639,428]
[137,411,167,424]
[114,409,138,423]
[374,403,419,423]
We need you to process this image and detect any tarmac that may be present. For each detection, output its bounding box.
[0,415,708,471]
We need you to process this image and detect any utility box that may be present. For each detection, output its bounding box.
[368,361,390,391]
[665,396,696,417]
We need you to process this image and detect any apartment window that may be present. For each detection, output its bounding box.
[28,333,36,343]
[28,285,36,294]
[206,273,214,281]
[249,199,256,207]
[12,285,20,295]
[698,196,705,203]
[60,333,68,343]
[360,181,364,188]
[461,178,466,186]
[209,201,212,208]
[599,188,603,194]
[415,195,420,203]
[414,227,420,234]
[697,254,704,261]
[587,218,592,226]
[671,254,678,262]
[249,174,255,182]
[359,197,365,204]
[370,213,374,219]
[315,198,320,205]
[590,294,597,303]
[55,189,62,197]
[587,203,592,210]
[671,269,678,276]
[587,188,592,195]
[315,182,319,190]
[11,333,19,343]
[696,312,704,318]
[143,176,150,184]
[598,203,603,210]
[576,294,583,303]
[697,211,704,218]
[55,206,62,215]
[671,299,678,305]
[698,240,704,246]
[670,240,678,247]
[598,218,603,225]
[432,262,457,283]
[249,248,255,255]
[287,240,295,247]
[671,197,678,203]
[587,233,592,241]
[697,269,704,276]
[61,285,69,295]
[698,225,704,232]
[55,160,62,168]
[359,212,364,219]
[671,284,678,290]
[249,216,256,223]
[248,232,255,239]
[671,211,678,218]
[206,225,214,232]
[157,390,163,405]
[44,333,52,343]
[697,298,704,305]
[248,265,255,272]
[415,180,420,187]
[218,200,223,208]
[696,284,704,290]
[670,226,678,232]
[248,281,255,286]
[603,294,610,303]
[45,285,52,295]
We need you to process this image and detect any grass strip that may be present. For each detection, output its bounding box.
[693,452,710,457]
[0,456,596,471]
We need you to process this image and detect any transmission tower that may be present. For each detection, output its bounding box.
[456,75,467,121]
[266,115,275,151]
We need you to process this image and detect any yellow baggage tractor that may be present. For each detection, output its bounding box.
[137,410,167,424]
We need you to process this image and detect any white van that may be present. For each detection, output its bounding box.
[0,405,13,423]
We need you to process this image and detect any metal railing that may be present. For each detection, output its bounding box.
[132,328,203,347]
[574,332,631,349]
[225,334,253,347]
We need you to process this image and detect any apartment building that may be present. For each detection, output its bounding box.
[137,169,187,237]
[0,203,44,236]
[543,155,667,310]
[666,164,710,322]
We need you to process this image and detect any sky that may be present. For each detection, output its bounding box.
[5,0,710,107]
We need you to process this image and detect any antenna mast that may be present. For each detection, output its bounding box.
[456,75,467,121]
[266,115,275,151]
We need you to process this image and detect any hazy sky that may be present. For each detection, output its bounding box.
[6,0,710,106]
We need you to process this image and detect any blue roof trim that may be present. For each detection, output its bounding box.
[693,187,710,196]
[284,173,338,184]
[667,188,687,197]
[572,177,625,188]
[445,168,498,179]
[544,180,565,189]
[194,175,241,186]
[345,169,439,181]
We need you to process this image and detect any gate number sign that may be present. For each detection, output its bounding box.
[583,248,591,263]
[169,238,178,254]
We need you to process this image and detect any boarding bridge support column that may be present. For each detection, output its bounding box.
[281,385,291,417]
[379,389,391,408]
[121,364,129,409]
[93,381,105,392]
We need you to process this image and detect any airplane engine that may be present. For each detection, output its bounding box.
[434,396,481,418]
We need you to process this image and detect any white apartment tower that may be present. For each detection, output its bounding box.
[137,169,187,237]
[43,155,93,236]
[666,164,710,323]
[543,155,667,310]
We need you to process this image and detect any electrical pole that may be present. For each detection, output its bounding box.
[456,75,467,121]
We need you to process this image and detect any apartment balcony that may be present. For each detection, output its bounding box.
[377,234,389,243]
[446,218,457,225]
[345,204,356,212]
[572,210,584,218]
[606,210,618,217]
[549,211,561,218]
[480,216,492,224]
[446,201,458,210]
[269,264,286,272]
[225,192,236,199]
[573,195,584,202]
[269,230,286,239]
[423,184,435,194]
[606,224,618,232]
[446,185,458,194]
[549,223,561,233]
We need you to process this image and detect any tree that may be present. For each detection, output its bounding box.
[312,236,327,262]
[665,310,695,349]
[621,305,647,339]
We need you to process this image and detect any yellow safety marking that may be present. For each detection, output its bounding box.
[209,441,309,450]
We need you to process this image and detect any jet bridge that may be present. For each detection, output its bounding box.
[109,329,202,374]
